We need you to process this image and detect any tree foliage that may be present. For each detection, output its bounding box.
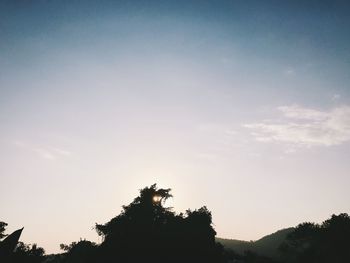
[12,242,45,263]
[0,221,8,240]
[59,240,97,263]
[94,183,225,263]
[279,213,350,263]
[0,222,45,263]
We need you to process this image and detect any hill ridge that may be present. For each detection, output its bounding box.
[216,227,295,259]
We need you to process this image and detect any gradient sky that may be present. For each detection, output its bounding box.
[1,0,350,254]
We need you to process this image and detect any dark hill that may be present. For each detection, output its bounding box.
[217,227,294,259]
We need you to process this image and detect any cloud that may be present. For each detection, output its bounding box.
[33,148,56,160]
[332,94,341,101]
[283,68,295,76]
[13,140,26,147]
[13,140,72,160]
[277,105,329,121]
[244,105,350,148]
[33,147,73,160]
[51,147,72,156]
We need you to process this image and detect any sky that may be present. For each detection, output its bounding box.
[1,0,350,254]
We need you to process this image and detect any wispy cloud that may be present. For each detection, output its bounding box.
[244,105,350,148]
[33,148,56,160]
[277,105,329,121]
[51,147,72,157]
[283,68,295,76]
[13,141,72,160]
[332,94,341,102]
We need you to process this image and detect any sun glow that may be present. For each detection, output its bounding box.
[153,195,162,203]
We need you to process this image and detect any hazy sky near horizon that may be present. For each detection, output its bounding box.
[1,0,350,253]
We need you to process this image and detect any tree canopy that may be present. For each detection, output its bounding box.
[0,221,8,240]
[279,213,350,263]
[0,223,45,263]
[94,184,225,263]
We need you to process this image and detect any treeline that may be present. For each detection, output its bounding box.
[0,222,45,263]
[279,213,350,263]
[1,184,350,263]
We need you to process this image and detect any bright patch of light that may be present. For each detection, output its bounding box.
[153,195,162,203]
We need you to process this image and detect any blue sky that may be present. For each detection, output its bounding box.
[1,0,350,253]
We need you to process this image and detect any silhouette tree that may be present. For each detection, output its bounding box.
[59,240,97,263]
[12,242,45,263]
[0,226,24,261]
[0,222,45,263]
[0,221,7,240]
[279,213,350,263]
[94,184,225,263]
